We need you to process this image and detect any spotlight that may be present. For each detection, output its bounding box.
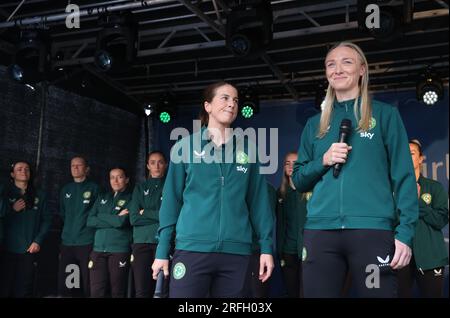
[144,104,153,117]
[94,13,137,73]
[239,87,259,119]
[155,93,176,124]
[8,29,49,84]
[94,50,112,72]
[416,70,443,106]
[159,111,171,123]
[226,0,273,58]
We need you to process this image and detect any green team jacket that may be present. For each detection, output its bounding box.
[87,189,132,253]
[60,179,100,246]
[3,185,52,253]
[156,127,274,259]
[251,182,277,253]
[412,175,448,270]
[292,98,419,247]
[128,177,165,244]
[276,187,308,259]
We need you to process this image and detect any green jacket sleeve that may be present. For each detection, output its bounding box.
[129,185,144,226]
[34,193,52,245]
[383,107,419,247]
[87,198,113,229]
[420,183,448,230]
[292,119,329,193]
[155,159,185,259]
[129,184,159,226]
[97,212,129,228]
[246,154,274,255]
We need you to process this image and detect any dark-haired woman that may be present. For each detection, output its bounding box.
[397,140,448,298]
[0,161,52,297]
[87,167,132,298]
[152,81,274,298]
[129,151,167,298]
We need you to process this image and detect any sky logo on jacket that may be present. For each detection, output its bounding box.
[236,166,248,174]
[360,117,376,139]
[144,189,149,196]
[65,193,72,199]
[101,199,108,205]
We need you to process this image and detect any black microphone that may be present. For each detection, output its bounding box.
[153,270,168,298]
[333,118,352,178]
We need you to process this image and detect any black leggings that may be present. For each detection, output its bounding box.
[397,257,445,298]
[302,229,398,298]
[280,253,302,298]
[131,243,157,298]
[89,251,130,298]
[58,244,92,297]
[0,252,36,298]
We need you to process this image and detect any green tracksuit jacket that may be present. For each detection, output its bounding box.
[129,177,165,244]
[412,175,448,270]
[60,179,100,246]
[3,185,52,253]
[156,128,274,259]
[87,190,132,253]
[293,98,419,247]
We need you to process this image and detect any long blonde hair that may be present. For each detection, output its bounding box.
[279,151,298,199]
[318,42,372,138]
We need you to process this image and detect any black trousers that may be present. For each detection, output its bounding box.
[89,251,130,298]
[302,229,397,298]
[58,244,92,297]
[0,252,36,298]
[131,243,157,298]
[397,257,445,298]
[280,253,303,298]
[249,252,270,298]
[169,250,251,298]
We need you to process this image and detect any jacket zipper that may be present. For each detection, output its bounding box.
[217,149,224,250]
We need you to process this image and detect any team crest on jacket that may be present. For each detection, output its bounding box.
[34,197,39,205]
[83,191,91,199]
[117,200,126,207]
[305,192,313,201]
[368,117,376,130]
[236,151,248,164]
[421,193,432,205]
